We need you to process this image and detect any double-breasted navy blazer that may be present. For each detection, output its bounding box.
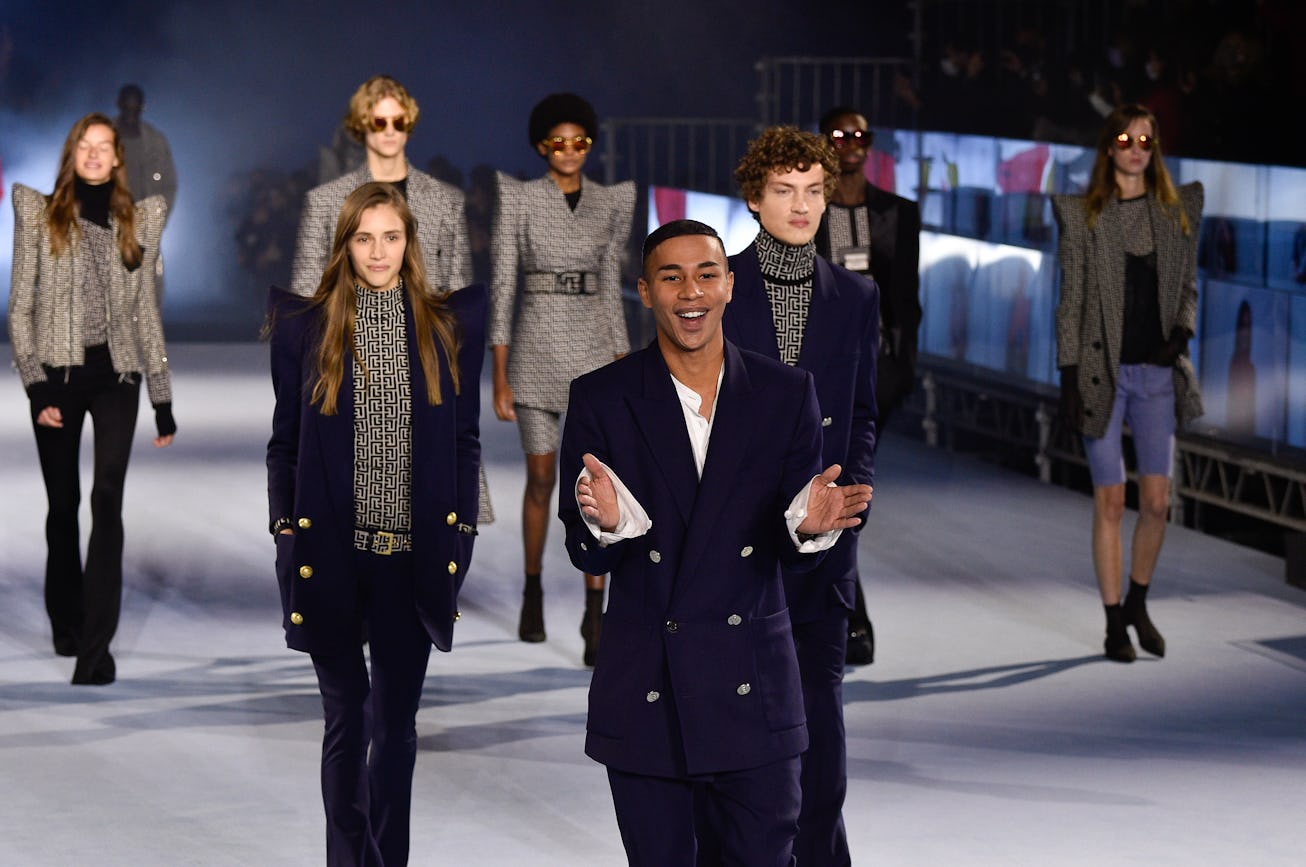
[723,245,879,623]
[558,340,826,778]
[266,285,486,655]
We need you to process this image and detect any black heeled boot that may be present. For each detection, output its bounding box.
[1123,578,1165,657]
[518,574,546,642]
[580,588,604,667]
[71,650,116,685]
[1103,603,1136,663]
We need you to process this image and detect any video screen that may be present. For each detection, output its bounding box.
[647,186,757,256]
[1197,279,1290,443]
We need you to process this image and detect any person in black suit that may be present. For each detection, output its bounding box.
[267,182,485,866]
[558,220,871,865]
[815,106,923,668]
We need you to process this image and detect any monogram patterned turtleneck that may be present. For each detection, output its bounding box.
[353,282,412,534]
[755,228,815,366]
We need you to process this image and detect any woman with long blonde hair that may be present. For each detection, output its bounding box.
[267,182,485,865]
[8,112,174,685]
[1053,104,1203,662]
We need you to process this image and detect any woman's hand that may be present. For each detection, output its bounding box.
[153,434,174,448]
[491,344,516,421]
[35,406,62,428]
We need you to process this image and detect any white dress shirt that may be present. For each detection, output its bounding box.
[576,363,839,553]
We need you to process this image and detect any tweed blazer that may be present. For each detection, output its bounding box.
[1053,182,1204,439]
[288,165,472,297]
[8,183,171,404]
[490,172,634,412]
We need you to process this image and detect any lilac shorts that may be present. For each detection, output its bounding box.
[1083,363,1176,488]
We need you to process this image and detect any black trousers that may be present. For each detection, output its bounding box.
[310,549,432,867]
[31,345,140,677]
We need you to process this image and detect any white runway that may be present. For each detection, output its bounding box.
[1,343,1303,866]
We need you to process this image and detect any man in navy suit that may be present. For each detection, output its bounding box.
[722,126,880,867]
[558,219,872,866]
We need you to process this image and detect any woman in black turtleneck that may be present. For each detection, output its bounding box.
[8,112,174,685]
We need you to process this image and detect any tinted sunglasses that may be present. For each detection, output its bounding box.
[828,128,869,148]
[1113,132,1153,151]
[543,135,592,155]
[370,115,410,133]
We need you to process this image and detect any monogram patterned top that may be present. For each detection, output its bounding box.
[80,221,115,347]
[754,228,815,367]
[353,283,411,533]
[824,203,873,271]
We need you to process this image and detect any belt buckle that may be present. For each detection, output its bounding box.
[556,271,585,294]
[371,531,394,556]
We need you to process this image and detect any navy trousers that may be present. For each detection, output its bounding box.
[791,607,851,867]
[610,755,801,866]
[310,549,432,867]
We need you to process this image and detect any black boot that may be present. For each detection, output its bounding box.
[1123,578,1165,657]
[1103,603,1136,663]
[845,579,875,666]
[71,650,116,685]
[518,574,546,642]
[580,588,604,667]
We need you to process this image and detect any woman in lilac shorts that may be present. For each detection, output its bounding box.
[1052,104,1204,662]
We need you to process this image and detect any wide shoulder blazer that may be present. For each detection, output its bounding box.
[1053,182,1204,438]
[288,166,472,297]
[266,284,486,654]
[489,172,634,412]
[723,245,879,621]
[558,340,824,778]
[8,183,171,404]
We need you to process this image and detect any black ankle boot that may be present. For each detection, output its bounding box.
[1103,603,1136,663]
[518,574,546,642]
[580,588,604,667]
[71,651,116,685]
[1123,578,1165,657]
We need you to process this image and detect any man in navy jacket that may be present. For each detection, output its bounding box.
[722,126,880,867]
[558,219,871,865]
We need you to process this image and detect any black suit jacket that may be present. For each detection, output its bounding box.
[816,182,922,415]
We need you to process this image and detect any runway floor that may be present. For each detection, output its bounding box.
[1,343,1304,866]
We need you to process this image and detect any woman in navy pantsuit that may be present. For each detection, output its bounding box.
[266,182,485,866]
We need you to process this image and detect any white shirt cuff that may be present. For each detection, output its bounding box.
[576,460,652,545]
[783,477,842,553]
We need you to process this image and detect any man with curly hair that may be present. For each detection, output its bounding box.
[721,125,880,867]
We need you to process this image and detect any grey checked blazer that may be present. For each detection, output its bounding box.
[8,183,171,404]
[289,165,471,297]
[1053,182,1204,438]
[490,172,634,412]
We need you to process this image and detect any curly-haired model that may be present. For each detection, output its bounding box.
[734,125,839,204]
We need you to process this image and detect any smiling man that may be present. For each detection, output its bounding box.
[721,126,880,867]
[558,219,872,865]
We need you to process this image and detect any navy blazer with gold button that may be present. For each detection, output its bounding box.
[723,245,879,623]
[266,285,485,655]
[559,339,825,778]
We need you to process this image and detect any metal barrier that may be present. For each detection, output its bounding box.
[913,357,1306,534]
[754,56,914,129]
[599,117,758,198]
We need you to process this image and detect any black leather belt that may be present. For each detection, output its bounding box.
[524,271,597,295]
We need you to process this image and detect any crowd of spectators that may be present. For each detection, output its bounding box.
[892,0,1301,166]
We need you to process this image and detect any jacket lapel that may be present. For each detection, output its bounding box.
[730,246,782,359]
[679,342,755,574]
[627,346,699,526]
[1094,197,1126,368]
[795,257,842,379]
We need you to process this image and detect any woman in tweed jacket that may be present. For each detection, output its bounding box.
[490,93,634,664]
[1053,104,1203,663]
[8,113,175,685]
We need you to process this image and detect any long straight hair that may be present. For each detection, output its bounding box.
[309,182,461,415]
[46,113,142,268]
[1084,103,1191,235]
